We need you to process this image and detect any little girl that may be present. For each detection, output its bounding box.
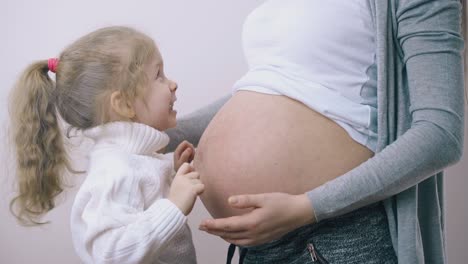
[9,26,203,264]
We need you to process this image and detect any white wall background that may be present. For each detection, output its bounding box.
[1,1,466,263]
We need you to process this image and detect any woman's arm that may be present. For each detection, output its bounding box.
[165,95,231,151]
[200,0,464,245]
[308,0,464,222]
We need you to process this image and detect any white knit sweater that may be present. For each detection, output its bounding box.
[70,122,196,264]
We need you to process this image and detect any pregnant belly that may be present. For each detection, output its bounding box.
[193,91,373,218]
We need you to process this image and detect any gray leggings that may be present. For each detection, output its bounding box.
[227,202,397,264]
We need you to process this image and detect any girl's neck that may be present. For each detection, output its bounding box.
[83,121,170,155]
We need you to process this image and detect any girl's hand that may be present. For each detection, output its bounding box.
[174,140,195,171]
[169,163,204,215]
[199,193,316,246]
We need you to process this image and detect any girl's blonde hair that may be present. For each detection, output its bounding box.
[9,26,156,225]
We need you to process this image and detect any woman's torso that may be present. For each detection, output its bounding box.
[194,0,377,218]
[235,0,378,151]
[194,92,374,218]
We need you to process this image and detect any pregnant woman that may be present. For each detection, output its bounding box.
[167,0,465,263]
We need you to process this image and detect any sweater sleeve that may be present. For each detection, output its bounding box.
[165,95,231,151]
[307,0,464,221]
[71,171,186,263]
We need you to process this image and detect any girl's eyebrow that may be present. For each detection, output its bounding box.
[154,60,163,70]
[154,63,160,73]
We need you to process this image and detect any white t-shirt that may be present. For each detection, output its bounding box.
[233,0,378,151]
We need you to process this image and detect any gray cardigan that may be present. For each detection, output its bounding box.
[166,0,465,263]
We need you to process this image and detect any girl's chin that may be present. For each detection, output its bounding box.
[168,115,177,128]
[170,110,177,120]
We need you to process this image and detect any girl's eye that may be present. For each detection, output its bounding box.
[157,72,165,81]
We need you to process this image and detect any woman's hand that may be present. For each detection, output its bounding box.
[199,193,316,246]
[169,163,204,215]
[173,140,195,171]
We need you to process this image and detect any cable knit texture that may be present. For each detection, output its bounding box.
[71,122,196,264]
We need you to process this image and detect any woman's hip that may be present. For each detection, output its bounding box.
[235,202,397,264]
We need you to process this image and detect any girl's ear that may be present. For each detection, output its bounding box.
[110,91,136,119]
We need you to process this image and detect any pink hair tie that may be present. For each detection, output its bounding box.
[47,58,59,73]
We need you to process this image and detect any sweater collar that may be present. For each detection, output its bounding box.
[83,122,170,155]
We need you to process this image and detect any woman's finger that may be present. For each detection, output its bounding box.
[202,229,251,240]
[223,231,277,246]
[199,215,252,233]
[227,194,265,209]
[223,238,255,247]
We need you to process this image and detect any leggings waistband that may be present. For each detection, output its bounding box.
[227,202,396,264]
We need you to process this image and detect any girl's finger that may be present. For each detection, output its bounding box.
[174,141,191,157]
[190,179,203,186]
[193,183,204,194]
[175,163,192,176]
[185,171,200,179]
[180,148,192,161]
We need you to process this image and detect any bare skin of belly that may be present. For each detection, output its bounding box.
[193,91,373,218]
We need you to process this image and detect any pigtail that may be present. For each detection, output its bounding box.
[8,26,157,225]
[9,60,69,225]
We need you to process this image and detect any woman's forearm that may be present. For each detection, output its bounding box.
[166,94,231,152]
[307,117,463,221]
[308,0,464,222]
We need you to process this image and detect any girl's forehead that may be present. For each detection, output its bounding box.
[150,49,163,65]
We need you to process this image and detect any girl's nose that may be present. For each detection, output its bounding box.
[169,80,178,92]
